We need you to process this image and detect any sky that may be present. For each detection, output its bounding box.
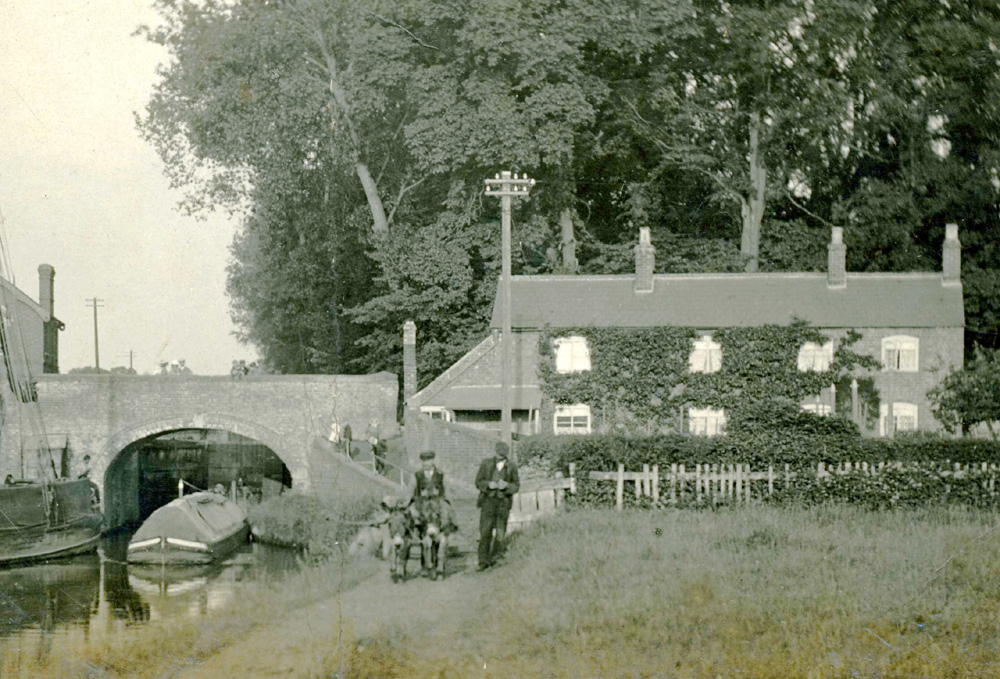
[0,1,258,375]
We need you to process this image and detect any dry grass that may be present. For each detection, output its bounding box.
[348,504,1000,678]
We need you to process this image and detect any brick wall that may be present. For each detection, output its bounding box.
[0,372,399,507]
[404,412,499,498]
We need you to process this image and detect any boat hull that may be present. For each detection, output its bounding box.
[0,480,103,567]
[126,523,250,565]
[127,492,250,566]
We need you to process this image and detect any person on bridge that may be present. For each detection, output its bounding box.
[475,441,520,571]
[77,455,92,480]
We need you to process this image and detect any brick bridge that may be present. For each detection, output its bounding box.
[0,373,400,527]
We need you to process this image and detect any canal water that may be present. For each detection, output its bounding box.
[0,528,301,673]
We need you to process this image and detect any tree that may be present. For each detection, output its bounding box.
[626,0,880,271]
[929,347,1000,439]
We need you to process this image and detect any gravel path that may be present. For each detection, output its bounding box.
[162,499,485,678]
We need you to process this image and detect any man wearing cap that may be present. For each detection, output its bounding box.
[408,451,458,531]
[475,441,520,570]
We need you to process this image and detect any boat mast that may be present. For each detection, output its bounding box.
[0,208,58,522]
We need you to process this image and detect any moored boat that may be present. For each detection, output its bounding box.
[126,491,249,565]
[0,479,103,566]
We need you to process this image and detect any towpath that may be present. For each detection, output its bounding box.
[162,499,487,678]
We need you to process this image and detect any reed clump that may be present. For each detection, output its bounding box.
[247,485,382,558]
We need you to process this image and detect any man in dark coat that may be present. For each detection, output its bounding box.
[407,451,457,532]
[475,441,520,570]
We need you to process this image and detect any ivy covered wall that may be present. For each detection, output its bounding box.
[537,321,881,435]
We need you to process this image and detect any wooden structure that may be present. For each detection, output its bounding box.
[506,463,576,533]
[590,460,1000,510]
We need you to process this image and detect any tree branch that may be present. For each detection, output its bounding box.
[787,192,843,230]
[386,176,428,226]
[365,11,439,50]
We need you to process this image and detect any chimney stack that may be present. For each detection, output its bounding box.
[942,223,961,286]
[38,264,54,321]
[403,320,417,405]
[827,227,846,288]
[634,227,655,293]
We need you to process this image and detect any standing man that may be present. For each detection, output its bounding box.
[475,441,520,570]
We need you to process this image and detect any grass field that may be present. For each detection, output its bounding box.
[349,504,1000,678]
[10,502,1000,678]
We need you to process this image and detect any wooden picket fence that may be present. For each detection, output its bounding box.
[507,464,576,533]
[589,461,1000,510]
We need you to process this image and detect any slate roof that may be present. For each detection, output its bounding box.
[489,273,964,330]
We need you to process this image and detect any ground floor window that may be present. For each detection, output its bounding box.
[879,402,918,435]
[554,404,592,435]
[801,403,832,416]
[420,406,453,422]
[688,407,727,437]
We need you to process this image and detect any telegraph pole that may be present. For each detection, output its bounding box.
[85,298,104,370]
[485,171,534,457]
[118,350,137,371]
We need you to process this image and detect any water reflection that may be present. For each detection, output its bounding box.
[0,528,300,669]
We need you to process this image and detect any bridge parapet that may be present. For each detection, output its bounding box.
[0,372,399,501]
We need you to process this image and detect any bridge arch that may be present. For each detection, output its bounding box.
[99,414,309,528]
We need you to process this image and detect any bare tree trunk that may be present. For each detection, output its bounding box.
[559,208,578,273]
[355,162,388,232]
[740,112,767,272]
[323,53,389,233]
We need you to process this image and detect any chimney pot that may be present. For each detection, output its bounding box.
[942,223,961,285]
[827,227,846,288]
[634,227,655,293]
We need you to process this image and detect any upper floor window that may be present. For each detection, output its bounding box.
[689,335,722,374]
[880,402,918,435]
[882,336,919,372]
[797,341,834,372]
[554,336,592,373]
[688,407,726,437]
[554,404,591,435]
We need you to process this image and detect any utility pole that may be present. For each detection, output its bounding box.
[485,171,534,458]
[85,298,104,370]
[118,350,136,372]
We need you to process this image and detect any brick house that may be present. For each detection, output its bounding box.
[0,264,63,377]
[406,226,964,438]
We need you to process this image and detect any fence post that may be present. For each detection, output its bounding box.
[767,464,774,496]
[616,463,625,511]
[736,463,743,503]
[652,464,660,504]
[643,463,650,497]
[569,463,577,494]
[696,464,702,504]
[671,463,678,506]
[784,463,791,489]
[178,478,184,498]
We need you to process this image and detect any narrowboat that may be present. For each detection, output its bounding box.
[0,479,103,566]
[126,491,249,565]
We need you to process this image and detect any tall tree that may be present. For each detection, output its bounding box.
[627,0,883,272]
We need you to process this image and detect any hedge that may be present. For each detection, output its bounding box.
[517,424,1000,509]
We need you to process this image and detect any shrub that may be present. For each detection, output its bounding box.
[247,486,381,560]
[518,421,1000,508]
